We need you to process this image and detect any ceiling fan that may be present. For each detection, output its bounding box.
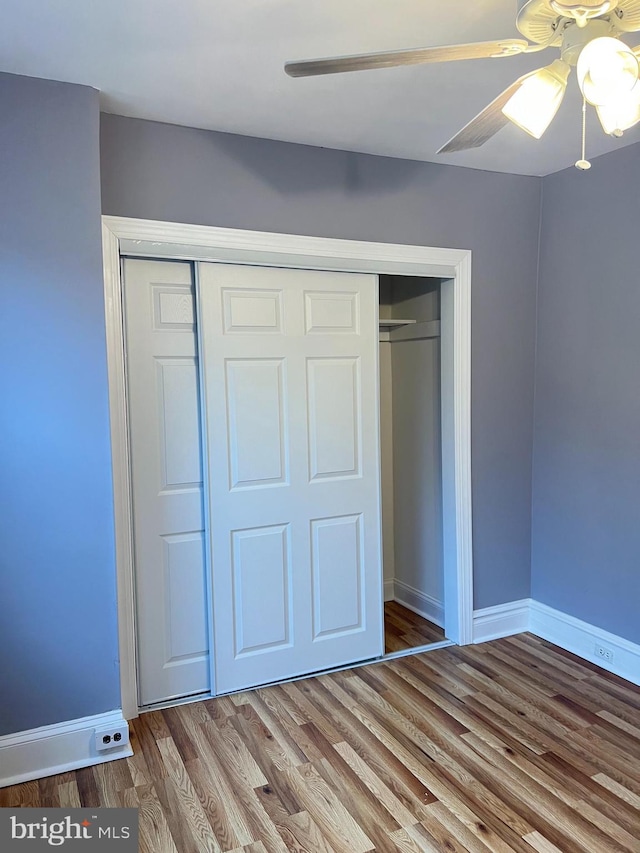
[285,1,640,165]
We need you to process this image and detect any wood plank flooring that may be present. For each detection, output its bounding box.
[385,601,445,653]
[2,633,640,852]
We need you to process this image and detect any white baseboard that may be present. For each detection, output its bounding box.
[471,597,640,687]
[530,601,640,687]
[473,599,531,643]
[392,580,444,628]
[0,710,133,789]
[383,580,395,602]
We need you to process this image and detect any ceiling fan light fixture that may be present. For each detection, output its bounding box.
[595,84,640,133]
[577,37,639,105]
[501,60,570,138]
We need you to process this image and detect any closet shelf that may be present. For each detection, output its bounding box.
[378,318,417,329]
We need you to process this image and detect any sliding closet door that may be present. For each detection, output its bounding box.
[123,259,209,706]
[197,263,383,693]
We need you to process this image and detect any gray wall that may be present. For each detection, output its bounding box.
[0,73,119,735]
[101,114,541,609]
[532,143,640,644]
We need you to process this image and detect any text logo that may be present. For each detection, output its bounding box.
[1,809,138,850]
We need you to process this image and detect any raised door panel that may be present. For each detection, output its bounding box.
[152,284,196,331]
[162,532,208,664]
[222,288,283,334]
[226,359,288,490]
[304,291,359,334]
[307,357,361,481]
[311,514,364,640]
[155,357,202,491]
[231,524,292,656]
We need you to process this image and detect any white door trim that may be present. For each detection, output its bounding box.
[101,215,473,720]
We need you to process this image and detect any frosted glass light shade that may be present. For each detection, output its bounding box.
[502,61,570,139]
[577,37,639,106]
[596,85,640,134]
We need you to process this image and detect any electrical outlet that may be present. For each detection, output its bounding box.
[594,644,614,663]
[93,722,130,753]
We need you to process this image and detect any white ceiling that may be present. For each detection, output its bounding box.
[2,0,640,176]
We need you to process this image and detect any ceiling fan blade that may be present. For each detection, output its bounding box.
[610,0,640,32]
[284,39,529,78]
[437,70,538,154]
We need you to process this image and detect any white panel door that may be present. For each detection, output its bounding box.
[197,263,383,694]
[123,259,209,706]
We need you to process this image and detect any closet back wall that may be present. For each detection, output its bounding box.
[386,278,443,621]
[379,276,443,621]
[100,113,541,609]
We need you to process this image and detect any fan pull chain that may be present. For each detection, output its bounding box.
[575,96,591,170]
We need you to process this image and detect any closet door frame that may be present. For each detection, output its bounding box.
[102,215,473,720]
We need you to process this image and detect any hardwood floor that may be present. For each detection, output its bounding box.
[2,633,640,852]
[385,600,445,653]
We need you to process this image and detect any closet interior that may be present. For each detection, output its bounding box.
[379,275,446,653]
